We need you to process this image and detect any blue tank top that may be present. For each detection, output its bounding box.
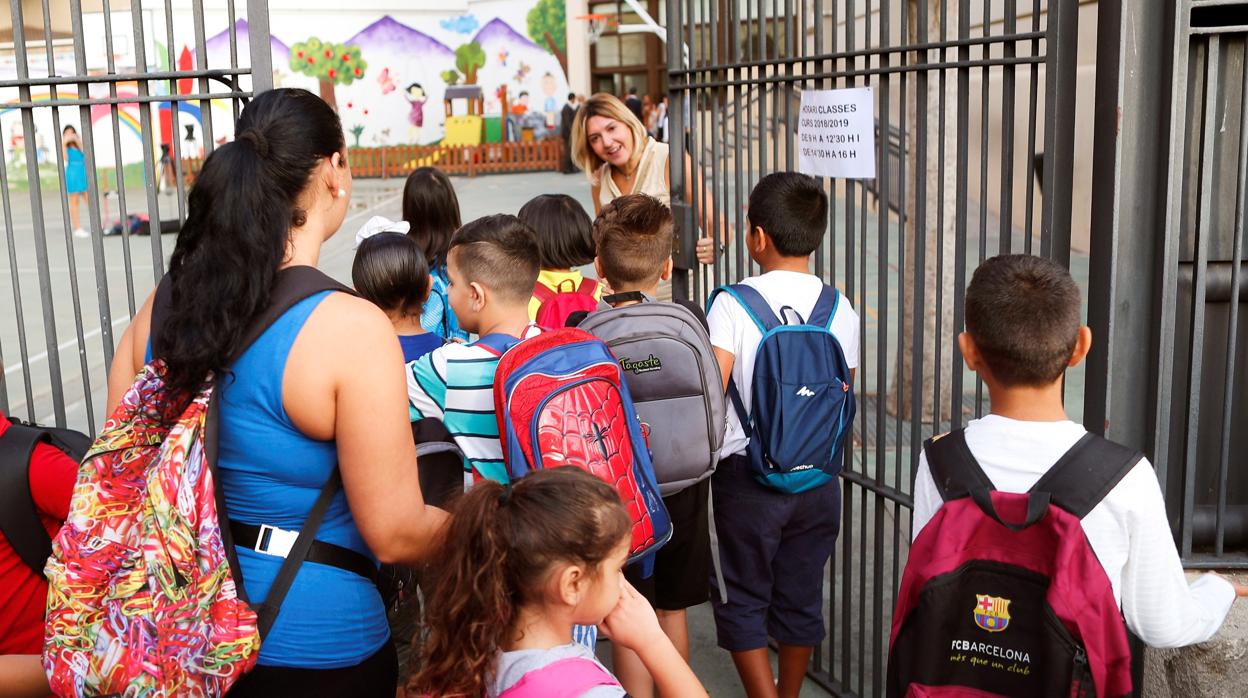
[215,291,388,668]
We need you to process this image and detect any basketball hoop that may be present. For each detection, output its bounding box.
[578,13,616,45]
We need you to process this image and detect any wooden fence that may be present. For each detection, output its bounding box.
[180,139,563,183]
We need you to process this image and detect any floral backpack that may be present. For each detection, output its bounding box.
[43,267,352,697]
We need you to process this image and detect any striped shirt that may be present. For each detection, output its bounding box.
[406,325,543,484]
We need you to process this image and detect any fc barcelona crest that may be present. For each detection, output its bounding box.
[973,594,1011,633]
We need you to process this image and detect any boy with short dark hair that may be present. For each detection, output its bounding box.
[911,254,1246,648]
[706,172,859,698]
[405,214,543,485]
[570,194,713,698]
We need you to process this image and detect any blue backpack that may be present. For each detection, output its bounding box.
[424,264,468,341]
[709,283,856,493]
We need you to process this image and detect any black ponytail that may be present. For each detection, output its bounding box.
[159,88,344,394]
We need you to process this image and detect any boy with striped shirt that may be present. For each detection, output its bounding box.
[406,214,543,484]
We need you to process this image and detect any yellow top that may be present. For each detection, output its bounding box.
[528,269,604,321]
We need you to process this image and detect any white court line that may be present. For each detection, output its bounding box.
[4,315,131,379]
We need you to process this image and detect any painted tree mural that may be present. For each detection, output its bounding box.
[452,42,486,85]
[527,0,567,74]
[290,37,367,110]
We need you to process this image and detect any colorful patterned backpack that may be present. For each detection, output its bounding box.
[43,267,352,697]
[479,327,671,564]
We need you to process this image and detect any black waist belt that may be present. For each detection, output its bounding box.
[230,521,378,585]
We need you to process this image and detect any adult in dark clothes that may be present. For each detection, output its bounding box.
[559,92,578,173]
[624,86,643,123]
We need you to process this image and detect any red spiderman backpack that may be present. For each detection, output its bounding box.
[478,328,671,563]
[888,430,1140,698]
[533,277,599,329]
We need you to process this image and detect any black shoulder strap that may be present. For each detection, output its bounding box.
[1028,434,1143,519]
[0,424,55,575]
[922,429,994,502]
[198,266,355,638]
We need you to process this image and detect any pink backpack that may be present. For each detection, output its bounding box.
[498,657,620,698]
[43,267,352,697]
[533,277,599,329]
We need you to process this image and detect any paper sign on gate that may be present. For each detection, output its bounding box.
[797,87,876,179]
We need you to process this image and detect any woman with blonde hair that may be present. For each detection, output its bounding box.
[571,93,721,265]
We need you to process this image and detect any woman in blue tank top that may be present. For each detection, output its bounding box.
[106,89,449,697]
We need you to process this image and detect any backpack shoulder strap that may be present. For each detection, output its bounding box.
[806,285,841,330]
[498,657,621,698]
[533,281,556,304]
[710,284,781,333]
[577,277,600,297]
[1028,434,1143,519]
[476,333,522,357]
[0,424,55,575]
[922,429,995,502]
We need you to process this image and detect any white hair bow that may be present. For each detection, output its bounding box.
[354,215,412,249]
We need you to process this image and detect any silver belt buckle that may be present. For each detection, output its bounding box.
[255,524,298,558]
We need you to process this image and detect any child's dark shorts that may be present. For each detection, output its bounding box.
[625,478,711,611]
[709,453,841,652]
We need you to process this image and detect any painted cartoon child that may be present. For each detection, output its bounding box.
[405,82,427,143]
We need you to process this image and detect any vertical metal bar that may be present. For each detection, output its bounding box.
[667,0,688,300]
[228,0,241,125]
[975,0,991,417]
[163,0,188,224]
[1039,0,1078,267]
[1214,62,1247,557]
[11,0,67,425]
[60,0,104,432]
[248,0,275,93]
[1180,35,1219,558]
[999,0,1017,253]
[131,2,166,282]
[951,0,971,429]
[709,0,722,295]
[732,0,746,290]
[912,0,930,539]
[0,112,36,418]
[99,0,137,316]
[193,0,217,157]
[1154,1,1194,489]
[934,0,949,437]
[1023,0,1041,252]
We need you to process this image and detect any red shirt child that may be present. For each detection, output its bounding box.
[0,411,79,653]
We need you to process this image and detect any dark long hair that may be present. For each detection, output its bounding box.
[517,193,594,269]
[351,232,431,318]
[159,88,343,394]
[401,167,461,268]
[409,468,630,697]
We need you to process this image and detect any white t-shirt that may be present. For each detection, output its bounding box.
[912,414,1237,648]
[707,270,860,457]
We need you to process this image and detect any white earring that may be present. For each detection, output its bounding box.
[337,188,346,199]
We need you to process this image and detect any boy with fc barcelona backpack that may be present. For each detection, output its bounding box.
[889,255,1246,698]
[706,172,859,696]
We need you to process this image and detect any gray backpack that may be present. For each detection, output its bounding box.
[577,300,726,495]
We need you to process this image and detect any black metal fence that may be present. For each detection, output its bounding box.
[0,0,270,434]
[666,1,1080,694]
[1087,0,1248,571]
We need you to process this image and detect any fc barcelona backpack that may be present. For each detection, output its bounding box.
[887,430,1141,698]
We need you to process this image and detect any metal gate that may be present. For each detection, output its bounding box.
[666,1,1079,694]
[0,0,270,434]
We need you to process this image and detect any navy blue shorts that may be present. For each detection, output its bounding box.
[709,453,841,652]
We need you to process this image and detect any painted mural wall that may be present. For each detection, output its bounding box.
[0,1,569,173]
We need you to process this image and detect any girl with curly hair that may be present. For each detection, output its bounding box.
[409,468,707,697]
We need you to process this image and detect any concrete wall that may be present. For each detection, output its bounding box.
[1143,573,1248,698]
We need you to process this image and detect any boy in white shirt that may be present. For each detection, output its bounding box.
[912,254,1246,650]
[706,172,859,698]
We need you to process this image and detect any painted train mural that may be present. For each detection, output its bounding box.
[0,1,569,173]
